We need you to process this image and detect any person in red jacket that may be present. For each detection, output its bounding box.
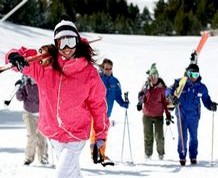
[6,15,109,178]
[137,63,171,160]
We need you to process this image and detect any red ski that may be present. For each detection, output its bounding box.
[168,31,209,108]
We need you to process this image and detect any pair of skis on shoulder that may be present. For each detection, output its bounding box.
[168,31,209,109]
[0,37,102,74]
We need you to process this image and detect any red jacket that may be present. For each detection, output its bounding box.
[6,46,109,142]
[143,79,170,118]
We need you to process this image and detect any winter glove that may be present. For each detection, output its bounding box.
[14,79,23,86]
[122,101,129,109]
[190,51,198,63]
[96,139,105,149]
[8,52,29,71]
[137,102,142,111]
[165,114,174,126]
[171,96,179,105]
[138,91,144,98]
[211,102,217,112]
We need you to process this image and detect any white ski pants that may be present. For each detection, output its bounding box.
[50,139,86,178]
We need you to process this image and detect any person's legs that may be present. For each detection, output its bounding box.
[154,118,164,159]
[90,121,108,161]
[36,128,48,164]
[23,112,38,164]
[142,115,154,158]
[188,117,199,164]
[51,139,86,178]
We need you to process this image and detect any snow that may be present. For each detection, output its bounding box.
[1,21,218,178]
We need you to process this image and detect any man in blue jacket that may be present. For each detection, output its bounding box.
[166,64,217,166]
[90,58,129,165]
[100,58,129,117]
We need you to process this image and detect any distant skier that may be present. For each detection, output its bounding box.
[166,63,217,166]
[137,63,171,160]
[16,75,48,166]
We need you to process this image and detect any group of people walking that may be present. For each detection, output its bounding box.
[4,15,217,178]
[137,62,217,166]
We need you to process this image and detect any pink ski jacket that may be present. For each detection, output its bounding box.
[6,46,109,142]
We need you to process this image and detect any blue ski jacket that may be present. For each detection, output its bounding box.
[100,72,127,117]
[166,76,213,159]
[167,76,213,118]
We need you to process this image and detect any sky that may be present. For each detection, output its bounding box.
[127,0,158,13]
[1,21,218,177]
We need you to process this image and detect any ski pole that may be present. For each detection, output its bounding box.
[210,111,215,166]
[121,108,133,164]
[121,92,133,164]
[3,84,21,106]
[177,104,185,156]
[164,125,175,140]
[121,111,127,163]
[125,109,133,163]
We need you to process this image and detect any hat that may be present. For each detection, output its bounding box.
[147,63,159,76]
[186,64,199,72]
[54,20,79,40]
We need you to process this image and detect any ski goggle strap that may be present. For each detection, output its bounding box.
[187,71,200,78]
[58,37,77,50]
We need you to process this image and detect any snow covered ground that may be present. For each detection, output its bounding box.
[1,21,218,178]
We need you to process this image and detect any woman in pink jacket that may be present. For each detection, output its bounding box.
[6,17,109,178]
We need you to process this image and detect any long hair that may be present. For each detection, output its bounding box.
[74,38,97,64]
[42,39,97,73]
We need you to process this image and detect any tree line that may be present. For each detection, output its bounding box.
[0,0,218,36]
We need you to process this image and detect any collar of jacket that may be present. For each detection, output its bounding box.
[57,55,88,76]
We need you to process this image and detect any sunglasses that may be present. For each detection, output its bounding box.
[104,68,112,71]
[58,37,77,50]
[187,71,199,78]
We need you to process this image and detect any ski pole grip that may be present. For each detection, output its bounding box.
[124,92,129,102]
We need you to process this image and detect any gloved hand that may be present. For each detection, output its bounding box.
[138,91,144,98]
[171,96,179,105]
[15,79,23,86]
[8,52,29,71]
[211,102,217,112]
[190,51,198,62]
[165,114,174,125]
[137,102,142,111]
[96,139,105,149]
[122,101,129,109]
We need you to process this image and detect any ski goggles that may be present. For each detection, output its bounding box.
[58,37,77,50]
[187,71,200,78]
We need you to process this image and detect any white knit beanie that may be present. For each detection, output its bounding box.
[54,20,78,40]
